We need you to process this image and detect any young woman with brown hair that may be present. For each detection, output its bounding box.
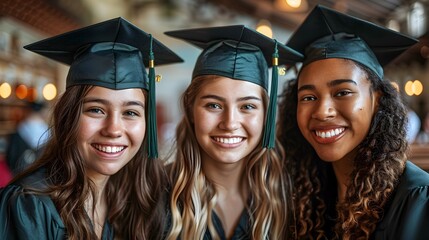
[0,18,182,240]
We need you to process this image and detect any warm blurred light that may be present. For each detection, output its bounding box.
[15,84,28,99]
[390,81,400,92]
[256,20,273,38]
[405,80,424,96]
[0,82,12,98]
[286,0,301,8]
[413,80,423,95]
[275,0,308,12]
[27,87,37,102]
[43,83,57,100]
[387,19,400,32]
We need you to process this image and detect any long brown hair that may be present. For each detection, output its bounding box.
[167,75,292,239]
[11,85,167,240]
[278,60,408,239]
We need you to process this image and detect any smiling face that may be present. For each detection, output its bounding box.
[77,86,146,182]
[192,77,265,166]
[296,58,379,163]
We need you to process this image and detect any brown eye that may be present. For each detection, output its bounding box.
[241,104,256,110]
[335,90,352,97]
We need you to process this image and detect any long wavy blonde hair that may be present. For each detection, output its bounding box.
[166,75,292,240]
[278,61,408,240]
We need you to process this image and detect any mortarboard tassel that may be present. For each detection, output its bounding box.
[262,41,279,149]
[148,34,158,159]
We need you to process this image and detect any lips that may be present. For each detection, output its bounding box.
[315,127,345,138]
[92,144,125,153]
[212,137,243,144]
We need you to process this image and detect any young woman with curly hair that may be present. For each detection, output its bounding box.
[0,18,182,240]
[278,5,429,240]
[163,25,302,239]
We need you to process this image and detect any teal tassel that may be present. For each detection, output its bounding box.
[148,34,158,159]
[262,41,279,149]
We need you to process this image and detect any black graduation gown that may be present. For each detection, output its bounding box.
[372,161,429,240]
[164,207,250,240]
[0,170,114,240]
[206,211,250,240]
[322,161,429,240]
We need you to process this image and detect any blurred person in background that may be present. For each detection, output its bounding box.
[405,107,421,144]
[416,112,429,144]
[6,101,49,175]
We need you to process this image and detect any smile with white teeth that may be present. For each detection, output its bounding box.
[213,137,243,144]
[315,128,345,138]
[93,144,125,153]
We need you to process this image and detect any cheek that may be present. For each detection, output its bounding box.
[77,118,97,141]
[192,108,211,135]
[296,105,310,131]
[349,94,375,117]
[127,121,146,144]
[247,113,265,137]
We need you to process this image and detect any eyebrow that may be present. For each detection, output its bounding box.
[327,79,357,87]
[83,98,145,108]
[298,79,357,92]
[200,94,262,102]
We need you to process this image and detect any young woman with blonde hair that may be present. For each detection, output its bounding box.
[164,25,302,239]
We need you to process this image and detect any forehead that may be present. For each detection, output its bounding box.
[85,86,146,101]
[197,76,264,97]
[298,58,369,87]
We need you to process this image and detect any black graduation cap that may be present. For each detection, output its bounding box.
[165,25,303,149]
[24,17,183,90]
[286,4,418,79]
[165,25,303,89]
[24,17,183,159]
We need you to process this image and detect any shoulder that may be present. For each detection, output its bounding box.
[1,183,63,225]
[373,161,429,240]
[0,173,65,238]
[389,161,429,207]
[399,161,429,191]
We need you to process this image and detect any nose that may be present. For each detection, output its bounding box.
[219,107,240,131]
[101,113,123,138]
[311,97,336,121]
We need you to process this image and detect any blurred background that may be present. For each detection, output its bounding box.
[0,0,429,182]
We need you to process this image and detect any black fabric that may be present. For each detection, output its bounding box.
[371,161,429,240]
[165,25,303,89]
[286,4,418,79]
[164,207,250,240]
[24,17,183,90]
[209,210,250,240]
[6,133,33,175]
[0,170,114,240]
[320,161,429,239]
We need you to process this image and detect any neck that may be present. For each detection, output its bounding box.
[202,157,248,239]
[202,159,247,196]
[331,156,354,203]
[85,176,109,238]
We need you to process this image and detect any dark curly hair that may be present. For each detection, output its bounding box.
[278,60,408,240]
